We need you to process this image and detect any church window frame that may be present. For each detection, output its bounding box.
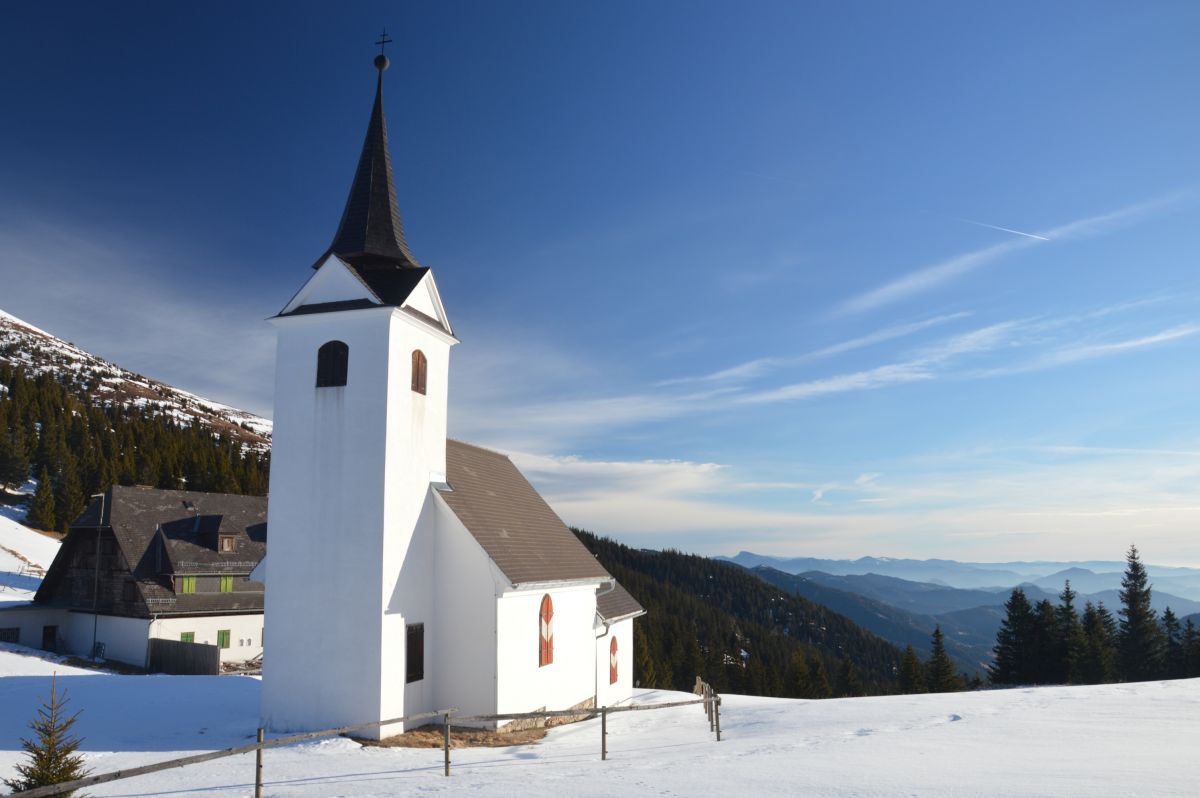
[539,594,554,667]
[609,636,619,684]
[411,349,427,395]
[316,340,349,387]
[406,623,425,683]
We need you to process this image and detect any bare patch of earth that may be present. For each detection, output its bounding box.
[357,725,547,749]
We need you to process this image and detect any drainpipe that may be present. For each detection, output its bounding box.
[89,492,106,661]
[592,579,615,708]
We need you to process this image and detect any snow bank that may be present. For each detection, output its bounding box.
[0,513,61,572]
[0,646,1196,797]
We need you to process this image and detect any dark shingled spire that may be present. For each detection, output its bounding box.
[319,53,419,270]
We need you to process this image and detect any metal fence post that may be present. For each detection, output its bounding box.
[443,713,451,776]
[601,706,608,761]
[254,728,264,798]
[714,694,722,742]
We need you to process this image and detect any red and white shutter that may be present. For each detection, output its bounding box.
[609,635,619,684]
[539,594,554,666]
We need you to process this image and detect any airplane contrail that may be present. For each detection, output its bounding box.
[958,217,1051,241]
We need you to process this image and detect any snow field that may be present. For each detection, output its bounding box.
[1,646,1197,797]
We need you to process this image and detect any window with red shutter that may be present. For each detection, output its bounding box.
[539,594,554,667]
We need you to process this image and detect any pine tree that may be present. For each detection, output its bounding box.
[835,656,864,698]
[26,466,57,531]
[1160,607,1183,679]
[53,456,85,534]
[1183,620,1200,679]
[1117,545,1163,681]
[990,588,1034,685]
[633,622,659,688]
[0,425,31,489]
[3,674,90,796]
[926,626,962,692]
[1030,599,1060,684]
[1056,581,1087,683]
[899,644,926,693]
[807,652,833,699]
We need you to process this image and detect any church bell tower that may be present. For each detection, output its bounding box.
[260,48,457,737]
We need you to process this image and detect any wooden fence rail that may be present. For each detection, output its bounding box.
[15,682,724,797]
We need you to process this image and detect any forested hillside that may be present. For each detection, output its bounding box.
[576,530,903,698]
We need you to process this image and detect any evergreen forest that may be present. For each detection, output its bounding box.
[988,546,1200,686]
[0,363,270,533]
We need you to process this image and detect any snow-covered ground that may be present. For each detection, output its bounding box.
[1,646,1196,797]
[0,511,60,606]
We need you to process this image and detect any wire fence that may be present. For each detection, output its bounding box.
[14,681,722,798]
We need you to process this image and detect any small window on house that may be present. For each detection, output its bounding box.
[406,623,424,683]
[411,350,427,395]
[0,628,19,644]
[122,580,136,602]
[219,576,234,593]
[180,632,194,643]
[179,576,196,595]
[219,535,235,553]
[609,636,619,684]
[217,629,231,649]
[539,594,554,667]
[316,340,349,387]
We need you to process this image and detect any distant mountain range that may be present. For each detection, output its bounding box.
[718,551,1200,603]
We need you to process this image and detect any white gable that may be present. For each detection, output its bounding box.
[279,254,378,315]
[401,271,454,335]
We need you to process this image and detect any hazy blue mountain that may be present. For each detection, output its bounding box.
[795,571,1059,616]
[1086,589,1200,617]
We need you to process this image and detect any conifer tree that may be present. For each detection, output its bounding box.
[1117,545,1163,681]
[806,652,833,699]
[1160,607,1183,679]
[1183,620,1200,679]
[27,466,57,531]
[3,675,90,796]
[1030,599,1060,684]
[0,425,31,489]
[786,649,813,698]
[990,588,1034,685]
[53,456,85,533]
[633,622,659,688]
[835,655,864,698]
[1056,581,1086,683]
[926,626,962,692]
[899,644,926,693]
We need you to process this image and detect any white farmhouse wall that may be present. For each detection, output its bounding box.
[428,496,503,725]
[594,618,635,707]
[152,614,264,663]
[495,583,601,722]
[0,606,69,652]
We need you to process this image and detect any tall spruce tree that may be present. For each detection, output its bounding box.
[899,644,926,693]
[926,626,962,692]
[26,466,57,531]
[1160,607,1183,679]
[1117,545,1163,681]
[1183,620,1200,679]
[990,588,1034,685]
[835,656,864,698]
[3,675,90,796]
[1056,581,1086,683]
[1030,599,1060,684]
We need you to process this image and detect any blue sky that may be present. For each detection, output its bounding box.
[3,2,1199,563]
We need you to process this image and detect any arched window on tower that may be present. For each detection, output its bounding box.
[609,636,619,684]
[316,341,349,387]
[539,594,554,667]
[411,349,427,395]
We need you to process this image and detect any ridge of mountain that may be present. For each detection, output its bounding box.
[0,308,271,449]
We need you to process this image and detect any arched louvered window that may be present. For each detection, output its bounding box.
[539,594,554,667]
[411,349,427,395]
[316,341,349,387]
[609,636,619,684]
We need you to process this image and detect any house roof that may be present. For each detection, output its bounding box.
[440,440,615,587]
[64,485,267,615]
[596,582,646,623]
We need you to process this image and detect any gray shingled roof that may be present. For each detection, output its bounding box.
[597,582,645,622]
[70,485,267,614]
[440,440,613,586]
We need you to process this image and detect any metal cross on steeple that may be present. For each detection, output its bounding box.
[376,29,393,55]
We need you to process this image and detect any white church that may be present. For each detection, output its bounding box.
[259,52,644,738]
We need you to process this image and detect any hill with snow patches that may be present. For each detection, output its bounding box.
[0,510,60,604]
[0,308,271,448]
[0,645,1196,797]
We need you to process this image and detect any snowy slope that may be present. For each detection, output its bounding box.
[0,308,271,446]
[0,646,1196,797]
[0,512,60,605]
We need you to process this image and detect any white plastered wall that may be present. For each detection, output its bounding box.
[495,582,602,722]
[152,614,264,663]
[594,617,635,707]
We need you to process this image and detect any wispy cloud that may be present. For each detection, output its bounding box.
[658,312,970,387]
[836,190,1194,316]
[956,218,1050,241]
[969,324,1200,378]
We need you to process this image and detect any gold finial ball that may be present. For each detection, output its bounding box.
[374,54,390,72]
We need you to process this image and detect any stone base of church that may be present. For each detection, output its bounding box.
[504,695,595,732]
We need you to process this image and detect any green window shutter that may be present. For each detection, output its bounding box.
[180,576,196,594]
[180,632,194,643]
[217,630,230,649]
[220,576,234,593]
